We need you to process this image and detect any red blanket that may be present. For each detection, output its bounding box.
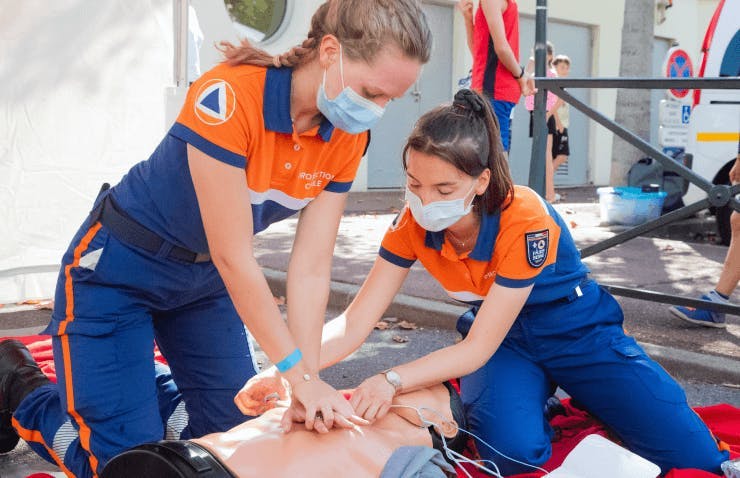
[4,335,739,477]
[456,399,739,477]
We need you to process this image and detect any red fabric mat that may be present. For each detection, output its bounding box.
[3,335,738,477]
[456,400,739,477]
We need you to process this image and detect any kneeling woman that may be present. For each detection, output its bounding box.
[240,89,730,475]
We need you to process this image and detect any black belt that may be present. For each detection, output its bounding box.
[90,184,211,264]
[551,278,592,304]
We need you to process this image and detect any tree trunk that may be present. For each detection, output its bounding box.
[610,0,655,186]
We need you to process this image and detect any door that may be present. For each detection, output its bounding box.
[510,17,593,187]
[366,3,454,189]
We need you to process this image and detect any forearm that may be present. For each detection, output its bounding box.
[215,251,304,378]
[393,338,494,393]
[392,284,529,393]
[464,19,474,55]
[320,259,409,369]
[495,46,522,78]
[287,266,331,373]
[319,313,368,369]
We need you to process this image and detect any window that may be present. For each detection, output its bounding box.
[224,0,288,43]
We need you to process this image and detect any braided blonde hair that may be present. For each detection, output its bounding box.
[219,0,432,68]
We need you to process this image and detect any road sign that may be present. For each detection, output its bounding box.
[659,99,692,126]
[662,47,694,100]
[659,125,689,148]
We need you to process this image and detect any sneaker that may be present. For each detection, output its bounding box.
[722,458,740,478]
[669,295,727,328]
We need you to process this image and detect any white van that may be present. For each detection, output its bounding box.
[683,0,740,245]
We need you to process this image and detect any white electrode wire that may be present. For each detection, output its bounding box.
[390,404,548,475]
[455,426,550,475]
[409,406,503,477]
[444,447,503,477]
[417,406,550,475]
[389,405,499,476]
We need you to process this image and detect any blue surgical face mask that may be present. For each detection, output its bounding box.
[405,182,477,232]
[316,44,385,134]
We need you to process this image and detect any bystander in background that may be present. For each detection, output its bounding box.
[669,148,740,327]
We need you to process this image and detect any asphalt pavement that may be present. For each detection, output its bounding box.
[254,186,740,387]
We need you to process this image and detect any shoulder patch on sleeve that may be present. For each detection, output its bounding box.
[194,79,237,125]
[389,205,411,231]
[525,229,549,268]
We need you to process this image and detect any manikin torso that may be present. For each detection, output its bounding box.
[192,384,456,478]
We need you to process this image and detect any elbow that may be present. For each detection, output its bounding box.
[211,247,258,280]
[493,44,509,58]
[458,337,495,376]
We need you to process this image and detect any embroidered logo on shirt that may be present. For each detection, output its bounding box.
[388,206,410,232]
[525,229,549,268]
[194,79,237,125]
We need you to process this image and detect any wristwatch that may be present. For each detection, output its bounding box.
[514,65,525,79]
[382,369,403,394]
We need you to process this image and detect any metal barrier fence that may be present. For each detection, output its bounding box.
[529,75,740,316]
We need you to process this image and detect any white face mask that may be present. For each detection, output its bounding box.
[316,44,385,133]
[405,182,477,232]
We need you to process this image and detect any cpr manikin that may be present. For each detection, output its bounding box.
[101,382,466,478]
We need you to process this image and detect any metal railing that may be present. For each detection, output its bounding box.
[530,75,740,316]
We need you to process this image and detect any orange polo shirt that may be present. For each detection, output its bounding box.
[379,186,589,305]
[112,63,369,253]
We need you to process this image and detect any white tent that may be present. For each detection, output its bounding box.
[0,1,180,303]
[0,0,319,304]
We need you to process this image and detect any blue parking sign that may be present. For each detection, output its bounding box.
[681,105,691,124]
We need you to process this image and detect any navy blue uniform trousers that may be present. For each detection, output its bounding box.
[458,280,728,476]
[12,214,256,477]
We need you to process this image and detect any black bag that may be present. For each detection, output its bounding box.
[627,157,685,213]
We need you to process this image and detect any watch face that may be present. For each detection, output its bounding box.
[385,370,402,389]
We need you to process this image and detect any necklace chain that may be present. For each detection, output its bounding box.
[446,228,477,248]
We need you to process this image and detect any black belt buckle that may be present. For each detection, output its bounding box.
[193,252,211,263]
[168,246,211,264]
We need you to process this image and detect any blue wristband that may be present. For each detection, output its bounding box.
[276,348,302,373]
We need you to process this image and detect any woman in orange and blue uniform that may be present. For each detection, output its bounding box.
[241,89,730,475]
[0,1,431,476]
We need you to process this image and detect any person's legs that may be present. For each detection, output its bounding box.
[11,225,165,477]
[460,331,552,476]
[153,286,257,438]
[552,127,569,170]
[541,284,728,474]
[716,210,740,296]
[545,134,555,201]
[669,210,738,327]
[545,115,557,202]
[553,154,568,171]
[491,100,516,152]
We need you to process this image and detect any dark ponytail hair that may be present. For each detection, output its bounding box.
[402,89,514,215]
